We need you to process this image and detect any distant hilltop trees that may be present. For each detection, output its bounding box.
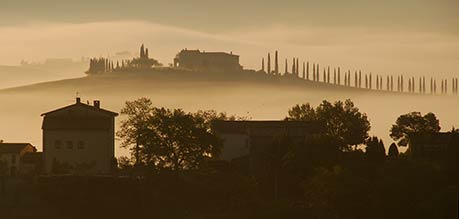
[86,44,161,74]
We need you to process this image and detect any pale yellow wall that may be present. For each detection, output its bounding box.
[43,129,113,174]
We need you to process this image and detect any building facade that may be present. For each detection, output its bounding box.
[174,49,243,72]
[0,143,37,176]
[213,121,325,172]
[41,98,118,175]
[409,132,458,161]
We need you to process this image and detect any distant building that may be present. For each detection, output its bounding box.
[41,98,118,175]
[174,49,243,72]
[409,132,459,161]
[0,143,37,176]
[212,121,325,175]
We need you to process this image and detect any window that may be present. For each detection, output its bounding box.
[55,140,62,149]
[11,154,16,164]
[77,141,85,149]
[66,141,73,149]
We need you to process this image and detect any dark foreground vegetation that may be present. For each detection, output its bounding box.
[0,98,457,219]
[0,156,457,219]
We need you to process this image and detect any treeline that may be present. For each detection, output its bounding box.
[260,51,459,96]
[86,44,161,75]
[1,99,457,219]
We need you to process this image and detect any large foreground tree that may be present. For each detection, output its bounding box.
[117,98,224,171]
[287,99,371,151]
[390,112,440,146]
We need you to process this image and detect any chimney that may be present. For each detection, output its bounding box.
[94,100,100,109]
[76,97,81,104]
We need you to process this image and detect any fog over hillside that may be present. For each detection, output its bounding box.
[0,0,457,157]
[0,72,457,157]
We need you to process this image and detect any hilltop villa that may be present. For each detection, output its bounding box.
[174,49,243,72]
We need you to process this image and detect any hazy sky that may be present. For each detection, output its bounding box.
[1,0,458,76]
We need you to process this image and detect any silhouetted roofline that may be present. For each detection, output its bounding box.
[41,102,118,117]
[213,120,325,135]
[0,143,35,153]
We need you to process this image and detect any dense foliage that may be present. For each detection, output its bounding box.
[390,112,441,146]
[287,99,371,150]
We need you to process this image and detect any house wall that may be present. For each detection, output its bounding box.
[219,133,250,161]
[43,128,114,174]
[0,145,35,176]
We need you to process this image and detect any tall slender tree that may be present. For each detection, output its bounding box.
[302,62,306,79]
[275,51,279,74]
[285,59,288,74]
[338,67,341,85]
[261,58,265,73]
[292,58,296,74]
[327,66,331,83]
[306,62,310,80]
[267,53,271,74]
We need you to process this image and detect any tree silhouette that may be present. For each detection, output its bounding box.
[275,51,279,74]
[117,98,223,171]
[388,143,399,158]
[390,112,441,146]
[267,53,271,74]
[261,58,265,73]
[287,99,370,151]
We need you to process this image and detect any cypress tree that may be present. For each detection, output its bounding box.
[275,51,279,74]
[261,58,265,73]
[306,62,310,80]
[313,63,316,81]
[359,70,362,88]
[388,143,399,158]
[303,62,306,79]
[292,58,295,74]
[327,66,331,83]
[267,53,271,74]
[338,67,341,85]
[285,59,288,74]
[140,44,145,58]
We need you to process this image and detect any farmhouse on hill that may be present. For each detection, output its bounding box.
[41,98,118,175]
[174,49,243,72]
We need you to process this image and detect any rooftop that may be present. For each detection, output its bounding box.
[0,143,35,154]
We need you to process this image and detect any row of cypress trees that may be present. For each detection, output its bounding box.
[260,52,458,96]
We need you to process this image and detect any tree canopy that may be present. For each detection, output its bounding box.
[287,99,371,151]
[390,112,440,146]
[117,98,226,171]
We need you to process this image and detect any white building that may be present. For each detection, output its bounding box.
[41,98,118,175]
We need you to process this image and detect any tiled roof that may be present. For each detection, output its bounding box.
[41,102,118,117]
